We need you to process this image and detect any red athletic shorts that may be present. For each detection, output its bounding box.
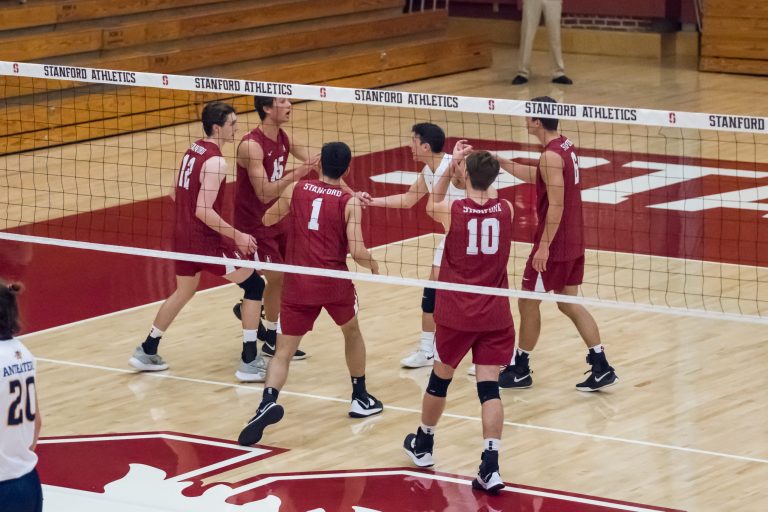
[434,324,515,369]
[175,246,247,277]
[255,229,287,265]
[279,289,359,337]
[521,255,584,292]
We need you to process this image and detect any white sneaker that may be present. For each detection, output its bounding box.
[235,357,267,382]
[467,364,476,376]
[129,346,168,372]
[400,350,434,368]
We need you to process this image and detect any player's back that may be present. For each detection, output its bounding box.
[0,338,38,481]
[435,197,513,331]
[283,179,353,304]
[173,139,225,253]
[234,127,290,236]
[534,135,584,261]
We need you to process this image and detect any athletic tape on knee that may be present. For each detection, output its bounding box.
[426,371,452,398]
[477,380,500,404]
[421,287,436,314]
[238,272,266,301]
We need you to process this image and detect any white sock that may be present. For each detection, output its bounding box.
[149,326,164,339]
[419,331,435,354]
[243,329,258,343]
[590,344,604,353]
[484,438,501,452]
[516,347,530,357]
[420,424,436,435]
[262,319,278,331]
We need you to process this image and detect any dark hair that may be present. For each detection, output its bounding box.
[530,96,559,131]
[0,280,22,340]
[254,96,275,121]
[201,101,235,136]
[321,142,352,179]
[412,123,445,153]
[465,151,500,191]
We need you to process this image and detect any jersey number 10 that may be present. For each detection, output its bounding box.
[466,218,499,255]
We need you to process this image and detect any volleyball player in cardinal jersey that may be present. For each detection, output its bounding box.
[0,282,42,512]
[496,96,618,391]
[403,144,514,494]
[129,102,268,382]
[233,96,319,361]
[237,142,382,446]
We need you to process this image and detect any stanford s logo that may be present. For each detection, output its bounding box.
[35,432,681,511]
[162,75,169,86]
[319,87,327,98]
[13,63,19,73]
[669,112,676,124]
[488,99,495,111]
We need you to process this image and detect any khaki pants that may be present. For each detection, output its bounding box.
[517,0,566,78]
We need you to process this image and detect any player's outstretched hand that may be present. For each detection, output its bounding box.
[354,191,373,208]
[235,231,258,257]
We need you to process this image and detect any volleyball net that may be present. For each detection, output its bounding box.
[1,61,767,324]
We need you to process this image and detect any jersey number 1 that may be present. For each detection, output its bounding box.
[467,218,499,255]
[308,197,323,231]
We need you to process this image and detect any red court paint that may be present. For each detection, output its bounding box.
[3,139,766,332]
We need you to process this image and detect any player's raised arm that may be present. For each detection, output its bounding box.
[497,154,537,184]
[196,156,256,255]
[346,196,379,274]
[263,181,297,227]
[369,172,428,209]
[532,150,565,271]
[238,139,316,204]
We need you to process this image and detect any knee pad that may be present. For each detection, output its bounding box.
[426,371,452,398]
[238,272,266,301]
[477,380,500,404]
[421,287,436,314]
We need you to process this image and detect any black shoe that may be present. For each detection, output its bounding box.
[472,450,504,493]
[511,74,528,85]
[403,427,434,467]
[552,75,573,85]
[260,328,307,360]
[498,364,532,389]
[233,301,266,323]
[349,393,383,418]
[238,402,284,446]
[575,351,618,391]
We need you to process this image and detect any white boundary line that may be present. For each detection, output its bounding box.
[34,357,768,466]
[4,231,767,325]
[1,60,766,134]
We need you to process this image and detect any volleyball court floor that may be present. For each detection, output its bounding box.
[2,49,768,511]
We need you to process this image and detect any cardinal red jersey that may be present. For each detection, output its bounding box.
[173,139,228,255]
[234,127,291,236]
[533,135,585,261]
[282,180,354,305]
[434,197,513,331]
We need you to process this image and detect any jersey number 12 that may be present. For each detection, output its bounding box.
[178,154,196,190]
[467,218,499,255]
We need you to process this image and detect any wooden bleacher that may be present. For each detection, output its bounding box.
[0,0,491,154]
[700,0,768,75]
